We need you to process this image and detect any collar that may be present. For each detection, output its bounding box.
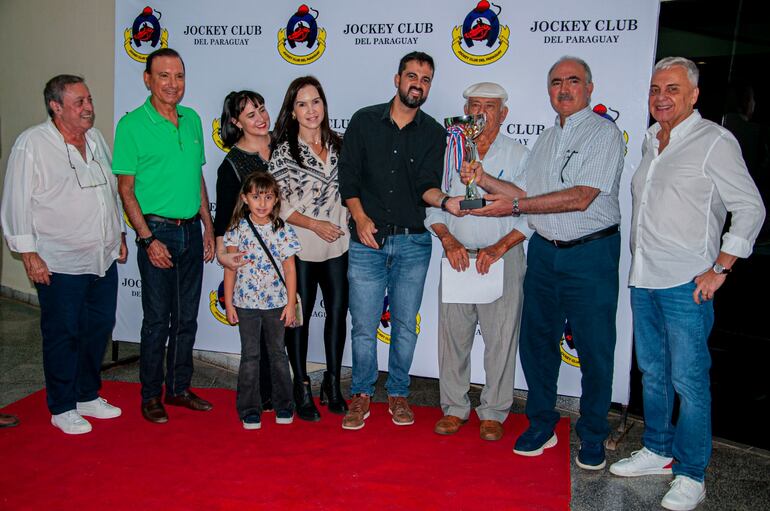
[141,96,184,125]
[45,118,95,146]
[647,109,701,142]
[381,98,424,126]
[554,106,593,130]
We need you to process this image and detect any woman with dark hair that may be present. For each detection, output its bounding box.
[215,90,274,410]
[269,76,348,421]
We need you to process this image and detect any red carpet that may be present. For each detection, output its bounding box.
[0,381,570,510]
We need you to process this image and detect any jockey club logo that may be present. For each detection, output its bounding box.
[376,295,421,345]
[593,103,630,155]
[211,118,228,153]
[559,319,579,367]
[277,4,327,65]
[123,5,169,63]
[209,281,233,325]
[451,1,510,66]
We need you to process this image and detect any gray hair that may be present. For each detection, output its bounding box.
[654,56,699,87]
[548,56,593,85]
[44,74,85,118]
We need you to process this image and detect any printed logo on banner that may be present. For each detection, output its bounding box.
[560,319,579,367]
[212,118,228,152]
[593,103,630,155]
[209,281,234,326]
[123,6,169,63]
[451,1,509,66]
[376,295,421,345]
[277,4,327,65]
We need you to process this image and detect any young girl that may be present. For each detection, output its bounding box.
[223,173,300,430]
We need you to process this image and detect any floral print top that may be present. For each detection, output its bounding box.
[224,218,300,310]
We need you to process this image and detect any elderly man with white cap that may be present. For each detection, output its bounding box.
[425,82,530,441]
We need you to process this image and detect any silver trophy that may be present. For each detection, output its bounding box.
[444,114,487,210]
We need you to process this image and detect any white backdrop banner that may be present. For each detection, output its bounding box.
[114,0,660,404]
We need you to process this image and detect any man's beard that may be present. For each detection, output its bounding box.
[399,87,427,109]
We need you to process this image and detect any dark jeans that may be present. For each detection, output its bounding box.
[236,307,293,418]
[137,219,203,402]
[36,262,118,414]
[519,232,620,444]
[285,252,349,382]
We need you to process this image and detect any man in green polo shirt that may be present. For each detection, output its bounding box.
[113,48,215,424]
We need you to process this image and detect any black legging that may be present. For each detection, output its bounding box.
[285,252,349,382]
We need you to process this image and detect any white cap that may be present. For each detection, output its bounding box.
[462,82,508,102]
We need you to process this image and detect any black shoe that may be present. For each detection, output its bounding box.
[294,379,321,422]
[261,399,274,413]
[319,371,348,415]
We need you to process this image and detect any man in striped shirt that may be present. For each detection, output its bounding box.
[466,55,624,470]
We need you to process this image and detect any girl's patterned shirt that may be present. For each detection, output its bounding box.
[223,218,300,310]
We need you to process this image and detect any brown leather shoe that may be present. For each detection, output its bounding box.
[342,394,370,430]
[479,419,504,441]
[141,397,168,424]
[434,415,467,435]
[387,396,414,426]
[0,413,20,428]
[164,390,213,411]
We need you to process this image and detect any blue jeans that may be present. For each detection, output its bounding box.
[36,262,118,414]
[348,234,432,397]
[137,219,203,402]
[519,232,619,444]
[631,283,714,482]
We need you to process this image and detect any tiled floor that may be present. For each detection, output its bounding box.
[1,296,768,510]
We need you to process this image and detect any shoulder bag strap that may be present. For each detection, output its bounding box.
[245,215,286,289]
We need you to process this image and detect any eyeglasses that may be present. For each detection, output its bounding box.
[65,140,107,189]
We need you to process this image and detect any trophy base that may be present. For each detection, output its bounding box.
[460,198,487,210]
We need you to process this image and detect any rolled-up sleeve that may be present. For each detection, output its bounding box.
[1,139,37,253]
[706,134,766,257]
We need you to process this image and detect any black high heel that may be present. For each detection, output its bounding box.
[294,379,321,422]
[319,371,348,415]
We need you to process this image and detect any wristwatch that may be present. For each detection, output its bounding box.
[440,195,450,212]
[512,198,521,217]
[136,234,156,249]
[712,262,732,275]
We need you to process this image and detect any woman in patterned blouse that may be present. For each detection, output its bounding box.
[270,76,349,421]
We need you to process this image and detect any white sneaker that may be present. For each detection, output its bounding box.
[51,410,92,435]
[661,476,706,511]
[77,397,122,419]
[609,447,673,477]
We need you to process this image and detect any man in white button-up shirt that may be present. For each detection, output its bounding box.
[1,75,127,435]
[609,57,765,511]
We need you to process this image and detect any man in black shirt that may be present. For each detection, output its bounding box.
[339,51,462,430]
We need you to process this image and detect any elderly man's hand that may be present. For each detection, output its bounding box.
[470,194,514,217]
[440,233,469,272]
[693,270,727,304]
[147,239,174,269]
[21,252,51,285]
[476,241,506,275]
[202,227,215,263]
[118,234,129,264]
[460,161,486,188]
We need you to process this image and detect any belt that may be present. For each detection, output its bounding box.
[547,224,618,248]
[144,214,200,226]
[381,224,427,235]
